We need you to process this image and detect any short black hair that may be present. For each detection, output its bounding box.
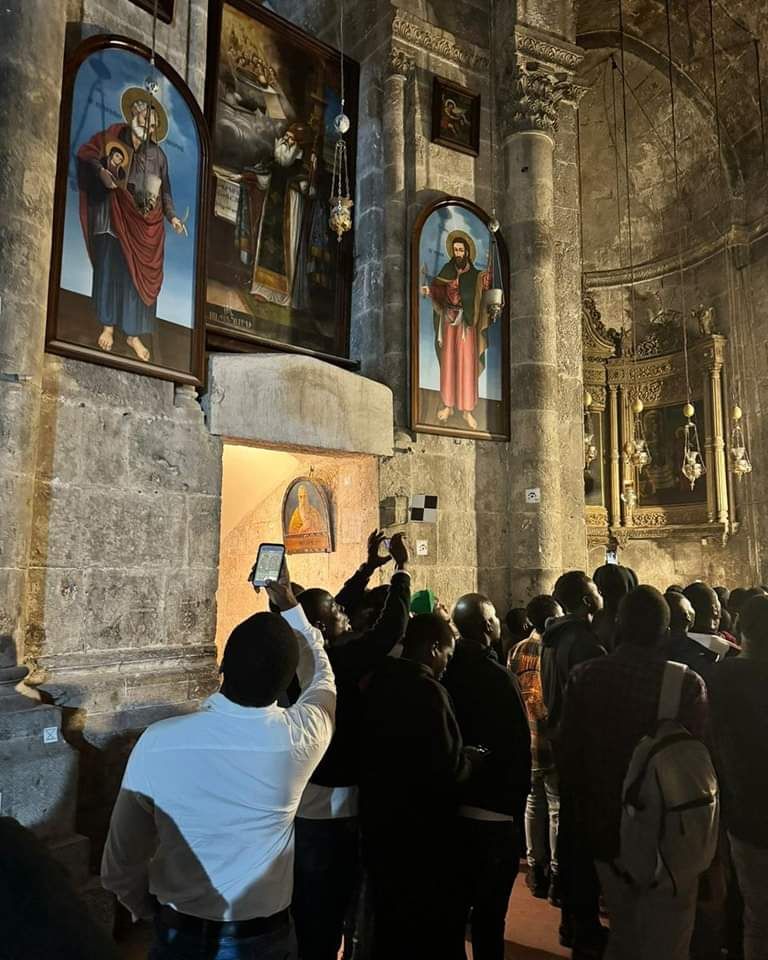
[298,587,334,626]
[403,612,455,657]
[526,595,561,634]
[739,595,768,645]
[728,586,749,615]
[665,589,693,634]
[683,582,719,622]
[593,565,635,606]
[714,586,730,606]
[618,585,670,647]
[553,571,594,614]
[505,606,530,637]
[220,612,299,707]
[666,584,685,595]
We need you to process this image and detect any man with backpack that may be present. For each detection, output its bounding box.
[560,585,712,960]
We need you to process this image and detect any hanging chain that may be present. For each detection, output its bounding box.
[151,0,159,69]
[756,40,767,169]
[707,0,722,163]
[339,0,345,112]
[489,0,497,221]
[610,58,624,288]
[617,0,637,362]
[664,0,692,402]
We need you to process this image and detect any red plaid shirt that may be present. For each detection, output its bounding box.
[560,644,708,861]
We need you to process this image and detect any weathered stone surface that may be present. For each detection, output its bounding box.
[205,354,395,457]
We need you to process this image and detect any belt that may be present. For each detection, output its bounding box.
[157,905,290,939]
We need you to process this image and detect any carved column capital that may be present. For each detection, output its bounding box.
[500,25,585,139]
[388,43,416,79]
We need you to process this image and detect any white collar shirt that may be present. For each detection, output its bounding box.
[101,605,335,922]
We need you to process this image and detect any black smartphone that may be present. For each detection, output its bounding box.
[248,543,286,588]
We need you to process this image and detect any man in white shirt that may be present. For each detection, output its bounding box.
[101,569,335,960]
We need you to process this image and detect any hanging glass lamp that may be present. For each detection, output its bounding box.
[729,405,753,479]
[681,402,706,490]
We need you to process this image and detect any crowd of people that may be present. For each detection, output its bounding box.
[86,532,767,959]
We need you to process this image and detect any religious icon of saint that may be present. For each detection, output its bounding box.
[288,482,325,535]
[420,231,492,431]
[76,88,187,364]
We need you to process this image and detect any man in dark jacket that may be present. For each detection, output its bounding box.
[359,613,476,960]
[443,593,531,960]
[291,530,411,960]
[541,570,606,958]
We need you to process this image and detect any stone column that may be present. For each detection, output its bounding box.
[0,1,66,659]
[381,45,413,429]
[501,27,583,598]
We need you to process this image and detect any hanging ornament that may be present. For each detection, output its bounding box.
[627,397,652,472]
[484,220,504,322]
[680,402,706,490]
[329,1,353,242]
[729,404,753,478]
[584,392,598,469]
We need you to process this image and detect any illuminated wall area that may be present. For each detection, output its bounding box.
[215,443,380,656]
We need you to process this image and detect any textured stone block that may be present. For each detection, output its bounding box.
[205,354,394,457]
[30,481,86,568]
[128,415,221,495]
[82,570,163,651]
[164,568,219,646]
[186,495,222,569]
[81,490,186,566]
[25,567,85,657]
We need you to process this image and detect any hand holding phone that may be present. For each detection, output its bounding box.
[248,543,286,588]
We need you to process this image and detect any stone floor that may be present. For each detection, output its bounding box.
[116,871,567,960]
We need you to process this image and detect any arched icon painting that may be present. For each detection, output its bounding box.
[282,478,333,554]
[411,197,510,441]
[46,36,208,385]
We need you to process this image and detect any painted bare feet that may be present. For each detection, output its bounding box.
[97,326,114,352]
[126,336,151,362]
[437,406,454,422]
[462,411,478,430]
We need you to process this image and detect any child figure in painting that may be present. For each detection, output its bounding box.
[77,89,186,364]
[421,231,491,431]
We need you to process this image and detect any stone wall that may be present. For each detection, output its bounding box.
[216,445,379,655]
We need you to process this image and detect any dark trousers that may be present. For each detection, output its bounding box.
[457,817,520,960]
[292,816,359,960]
[362,820,462,960]
[557,789,603,946]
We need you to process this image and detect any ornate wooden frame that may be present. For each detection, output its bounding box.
[410,196,510,441]
[582,294,737,546]
[204,0,359,362]
[46,34,209,387]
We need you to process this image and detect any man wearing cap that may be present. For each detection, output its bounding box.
[77,90,186,364]
[101,565,335,959]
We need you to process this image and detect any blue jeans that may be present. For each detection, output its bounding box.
[524,768,560,872]
[148,916,297,960]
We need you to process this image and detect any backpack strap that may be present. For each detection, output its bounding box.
[658,660,688,721]
[623,731,693,810]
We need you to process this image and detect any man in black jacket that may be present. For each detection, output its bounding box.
[443,593,531,960]
[541,570,606,959]
[359,613,475,960]
[291,530,411,960]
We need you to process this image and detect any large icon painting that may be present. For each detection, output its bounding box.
[411,198,510,440]
[282,478,333,555]
[205,1,358,360]
[46,36,208,385]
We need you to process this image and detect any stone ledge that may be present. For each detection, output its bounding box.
[204,354,394,457]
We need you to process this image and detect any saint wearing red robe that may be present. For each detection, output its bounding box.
[76,88,185,363]
[422,231,491,431]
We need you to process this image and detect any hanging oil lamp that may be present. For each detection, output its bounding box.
[484,211,504,322]
[329,1,353,242]
[627,397,652,472]
[680,401,706,490]
[729,405,753,479]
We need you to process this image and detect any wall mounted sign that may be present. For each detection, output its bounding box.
[46,35,208,386]
[411,197,510,441]
[204,0,359,361]
[431,76,480,157]
[282,477,333,554]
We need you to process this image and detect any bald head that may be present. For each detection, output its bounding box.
[683,582,720,635]
[452,593,501,647]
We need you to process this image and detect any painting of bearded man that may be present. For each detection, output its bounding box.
[412,200,509,441]
[283,479,332,554]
